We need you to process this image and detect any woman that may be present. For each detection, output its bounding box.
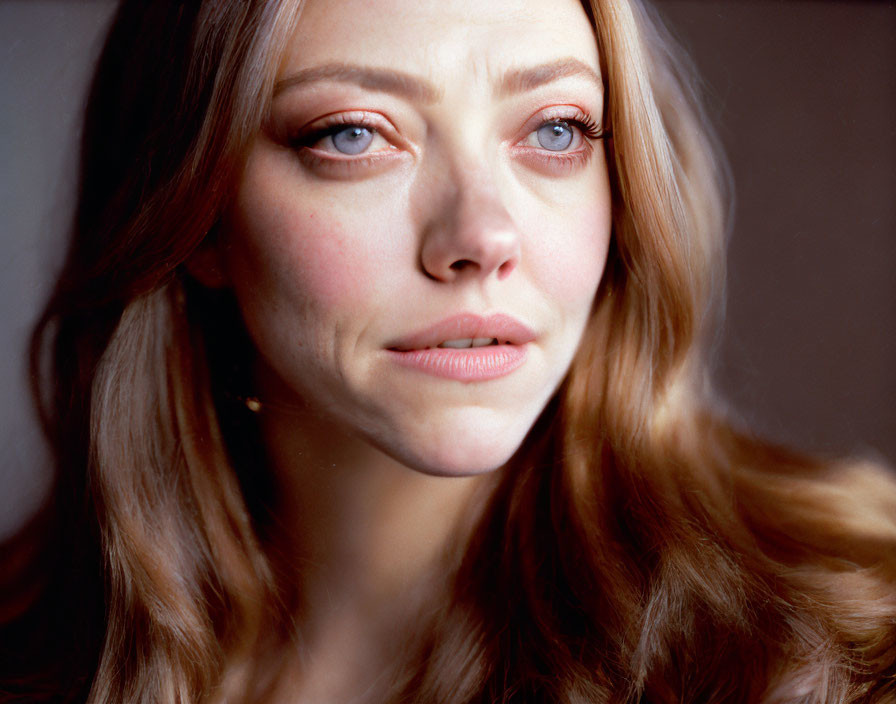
[3,0,896,701]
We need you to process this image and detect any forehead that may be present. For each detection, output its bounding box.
[280,0,600,81]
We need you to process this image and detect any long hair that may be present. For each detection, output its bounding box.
[4,0,896,702]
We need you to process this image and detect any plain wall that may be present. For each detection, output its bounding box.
[658,0,896,463]
[0,1,116,538]
[1,0,893,538]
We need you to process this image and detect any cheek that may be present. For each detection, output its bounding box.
[282,220,369,311]
[228,209,365,314]
[524,197,612,313]
[225,153,402,319]
[510,148,613,310]
[544,209,609,299]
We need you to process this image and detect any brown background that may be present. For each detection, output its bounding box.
[659,0,896,465]
[0,1,893,537]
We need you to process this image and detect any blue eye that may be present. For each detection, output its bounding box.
[536,121,574,151]
[330,126,375,155]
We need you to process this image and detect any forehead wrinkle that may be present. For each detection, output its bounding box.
[274,63,443,103]
[498,57,603,97]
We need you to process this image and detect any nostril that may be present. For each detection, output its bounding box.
[497,260,515,279]
[450,259,475,271]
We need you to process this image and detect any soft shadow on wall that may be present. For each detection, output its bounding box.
[0,0,893,539]
[0,1,118,539]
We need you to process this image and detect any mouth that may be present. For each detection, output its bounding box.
[418,337,500,349]
[385,313,534,381]
[387,313,536,352]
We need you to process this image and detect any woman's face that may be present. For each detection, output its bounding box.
[220,0,611,475]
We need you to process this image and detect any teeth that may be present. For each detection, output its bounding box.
[439,338,474,349]
[437,338,499,349]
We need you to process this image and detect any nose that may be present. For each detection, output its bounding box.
[419,171,521,283]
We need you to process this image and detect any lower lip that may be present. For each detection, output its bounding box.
[386,344,528,381]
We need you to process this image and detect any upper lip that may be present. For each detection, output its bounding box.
[387,313,536,351]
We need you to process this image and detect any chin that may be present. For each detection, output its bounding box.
[398,448,515,478]
[371,411,540,478]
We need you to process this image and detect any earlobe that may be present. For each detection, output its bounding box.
[185,238,231,289]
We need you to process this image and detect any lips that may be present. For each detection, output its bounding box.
[385,313,535,382]
[387,313,536,351]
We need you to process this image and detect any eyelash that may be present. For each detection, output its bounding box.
[287,109,604,175]
[285,113,395,174]
[544,113,604,141]
[291,113,377,148]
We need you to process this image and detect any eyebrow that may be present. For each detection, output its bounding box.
[497,58,603,97]
[274,64,442,103]
[273,57,602,103]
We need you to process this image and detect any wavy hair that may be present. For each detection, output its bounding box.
[3,0,896,702]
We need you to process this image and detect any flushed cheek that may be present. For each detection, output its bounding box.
[258,215,373,311]
[526,203,611,312]
[228,163,404,317]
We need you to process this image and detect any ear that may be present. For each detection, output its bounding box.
[185,236,230,289]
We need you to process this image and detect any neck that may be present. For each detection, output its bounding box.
[262,401,494,600]
[254,392,498,701]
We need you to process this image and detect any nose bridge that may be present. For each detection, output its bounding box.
[419,150,521,283]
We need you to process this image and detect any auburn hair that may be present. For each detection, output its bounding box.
[3,0,895,702]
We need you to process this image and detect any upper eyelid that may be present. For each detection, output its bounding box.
[289,112,403,149]
[527,105,595,126]
[296,110,390,134]
[285,102,596,133]
[512,107,601,142]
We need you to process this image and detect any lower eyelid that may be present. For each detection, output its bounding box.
[302,143,397,161]
[296,147,409,177]
[512,140,595,173]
